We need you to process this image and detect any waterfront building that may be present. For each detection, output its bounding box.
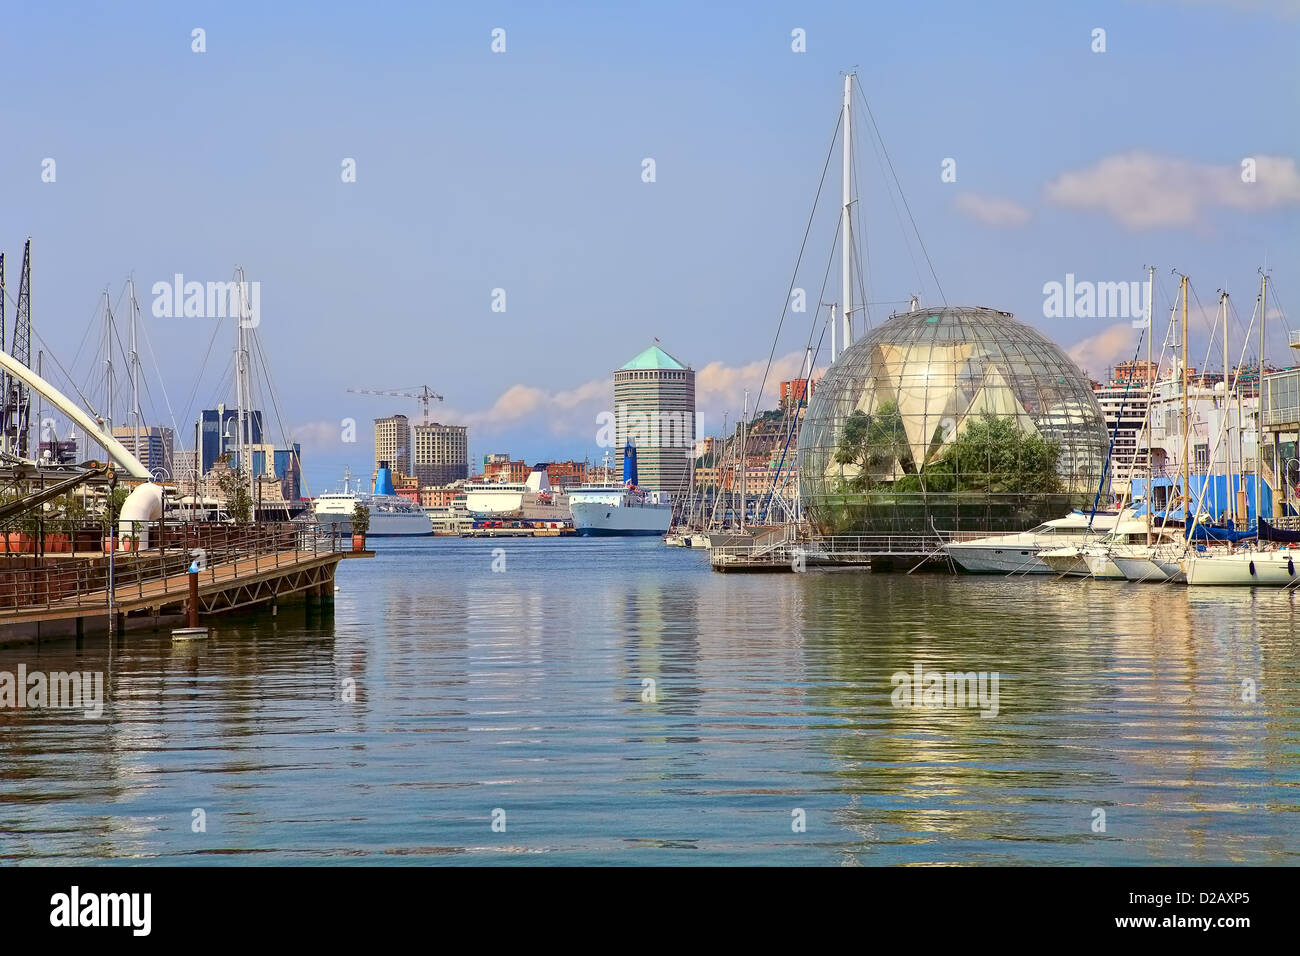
[780,378,816,417]
[1111,360,1161,385]
[395,474,421,504]
[484,457,529,483]
[545,460,589,488]
[1263,361,1300,516]
[798,306,1109,535]
[374,414,411,482]
[413,422,468,486]
[1091,377,1153,490]
[200,406,263,474]
[273,444,303,500]
[420,484,464,508]
[112,425,175,477]
[613,344,696,495]
[172,449,198,482]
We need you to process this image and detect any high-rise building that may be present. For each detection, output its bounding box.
[200,406,263,474]
[1091,379,1153,489]
[273,444,303,500]
[413,422,468,486]
[113,425,175,477]
[374,414,411,479]
[613,344,696,495]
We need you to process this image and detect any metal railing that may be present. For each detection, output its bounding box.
[0,520,344,614]
[710,532,950,566]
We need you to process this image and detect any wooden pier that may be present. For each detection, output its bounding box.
[0,522,367,645]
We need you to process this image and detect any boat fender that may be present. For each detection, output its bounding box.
[1289,556,1295,577]
[1249,560,1256,577]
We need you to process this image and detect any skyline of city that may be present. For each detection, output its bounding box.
[2,1,1295,494]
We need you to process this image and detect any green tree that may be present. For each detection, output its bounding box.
[214,469,253,523]
[943,414,1062,494]
[351,503,371,536]
[834,402,916,491]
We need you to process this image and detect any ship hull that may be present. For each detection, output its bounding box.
[943,545,1052,574]
[1183,552,1299,586]
[570,500,671,536]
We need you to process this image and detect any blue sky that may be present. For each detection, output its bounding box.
[2,0,1297,493]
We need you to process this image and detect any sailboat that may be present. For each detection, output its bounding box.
[1183,270,1298,586]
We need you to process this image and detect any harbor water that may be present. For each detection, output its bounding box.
[1,537,1297,865]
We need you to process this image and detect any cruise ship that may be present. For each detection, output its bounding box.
[569,443,671,536]
[313,463,433,536]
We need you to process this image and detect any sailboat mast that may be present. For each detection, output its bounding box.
[128,276,141,467]
[1145,265,1154,546]
[841,72,854,353]
[1258,269,1268,537]
[829,304,837,364]
[1220,290,1232,525]
[1180,274,1189,523]
[235,267,255,506]
[103,289,114,436]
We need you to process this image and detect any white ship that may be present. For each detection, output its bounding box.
[569,442,671,536]
[313,464,432,537]
[465,464,563,518]
[943,510,1122,574]
[570,486,672,536]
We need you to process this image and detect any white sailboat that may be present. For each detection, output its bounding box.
[1183,270,1297,586]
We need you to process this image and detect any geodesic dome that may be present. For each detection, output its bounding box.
[798,306,1110,536]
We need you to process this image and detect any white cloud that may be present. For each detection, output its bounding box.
[290,419,347,450]
[694,351,806,432]
[1067,323,1137,379]
[953,192,1032,227]
[1044,152,1300,229]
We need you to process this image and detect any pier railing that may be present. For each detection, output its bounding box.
[0,520,344,613]
[709,532,953,569]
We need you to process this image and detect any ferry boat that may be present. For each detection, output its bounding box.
[464,464,559,518]
[569,443,671,537]
[313,463,433,536]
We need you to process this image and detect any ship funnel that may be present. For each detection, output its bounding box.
[375,460,396,497]
[525,464,551,494]
[623,442,638,487]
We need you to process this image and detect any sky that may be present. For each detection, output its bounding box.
[1,0,1297,494]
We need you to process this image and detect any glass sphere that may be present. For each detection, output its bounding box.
[798,306,1110,535]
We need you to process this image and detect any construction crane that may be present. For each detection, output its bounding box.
[346,385,444,424]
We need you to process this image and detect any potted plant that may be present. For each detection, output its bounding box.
[103,485,128,553]
[46,493,86,553]
[351,503,370,552]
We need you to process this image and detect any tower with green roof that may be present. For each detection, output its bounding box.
[613,343,696,495]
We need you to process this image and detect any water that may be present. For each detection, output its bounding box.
[1,537,1297,865]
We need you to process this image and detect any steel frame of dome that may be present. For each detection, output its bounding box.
[798,306,1110,536]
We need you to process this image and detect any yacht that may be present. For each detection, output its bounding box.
[943,510,1121,574]
[313,463,433,536]
[1066,519,1188,581]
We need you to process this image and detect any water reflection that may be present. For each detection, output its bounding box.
[0,538,1297,864]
